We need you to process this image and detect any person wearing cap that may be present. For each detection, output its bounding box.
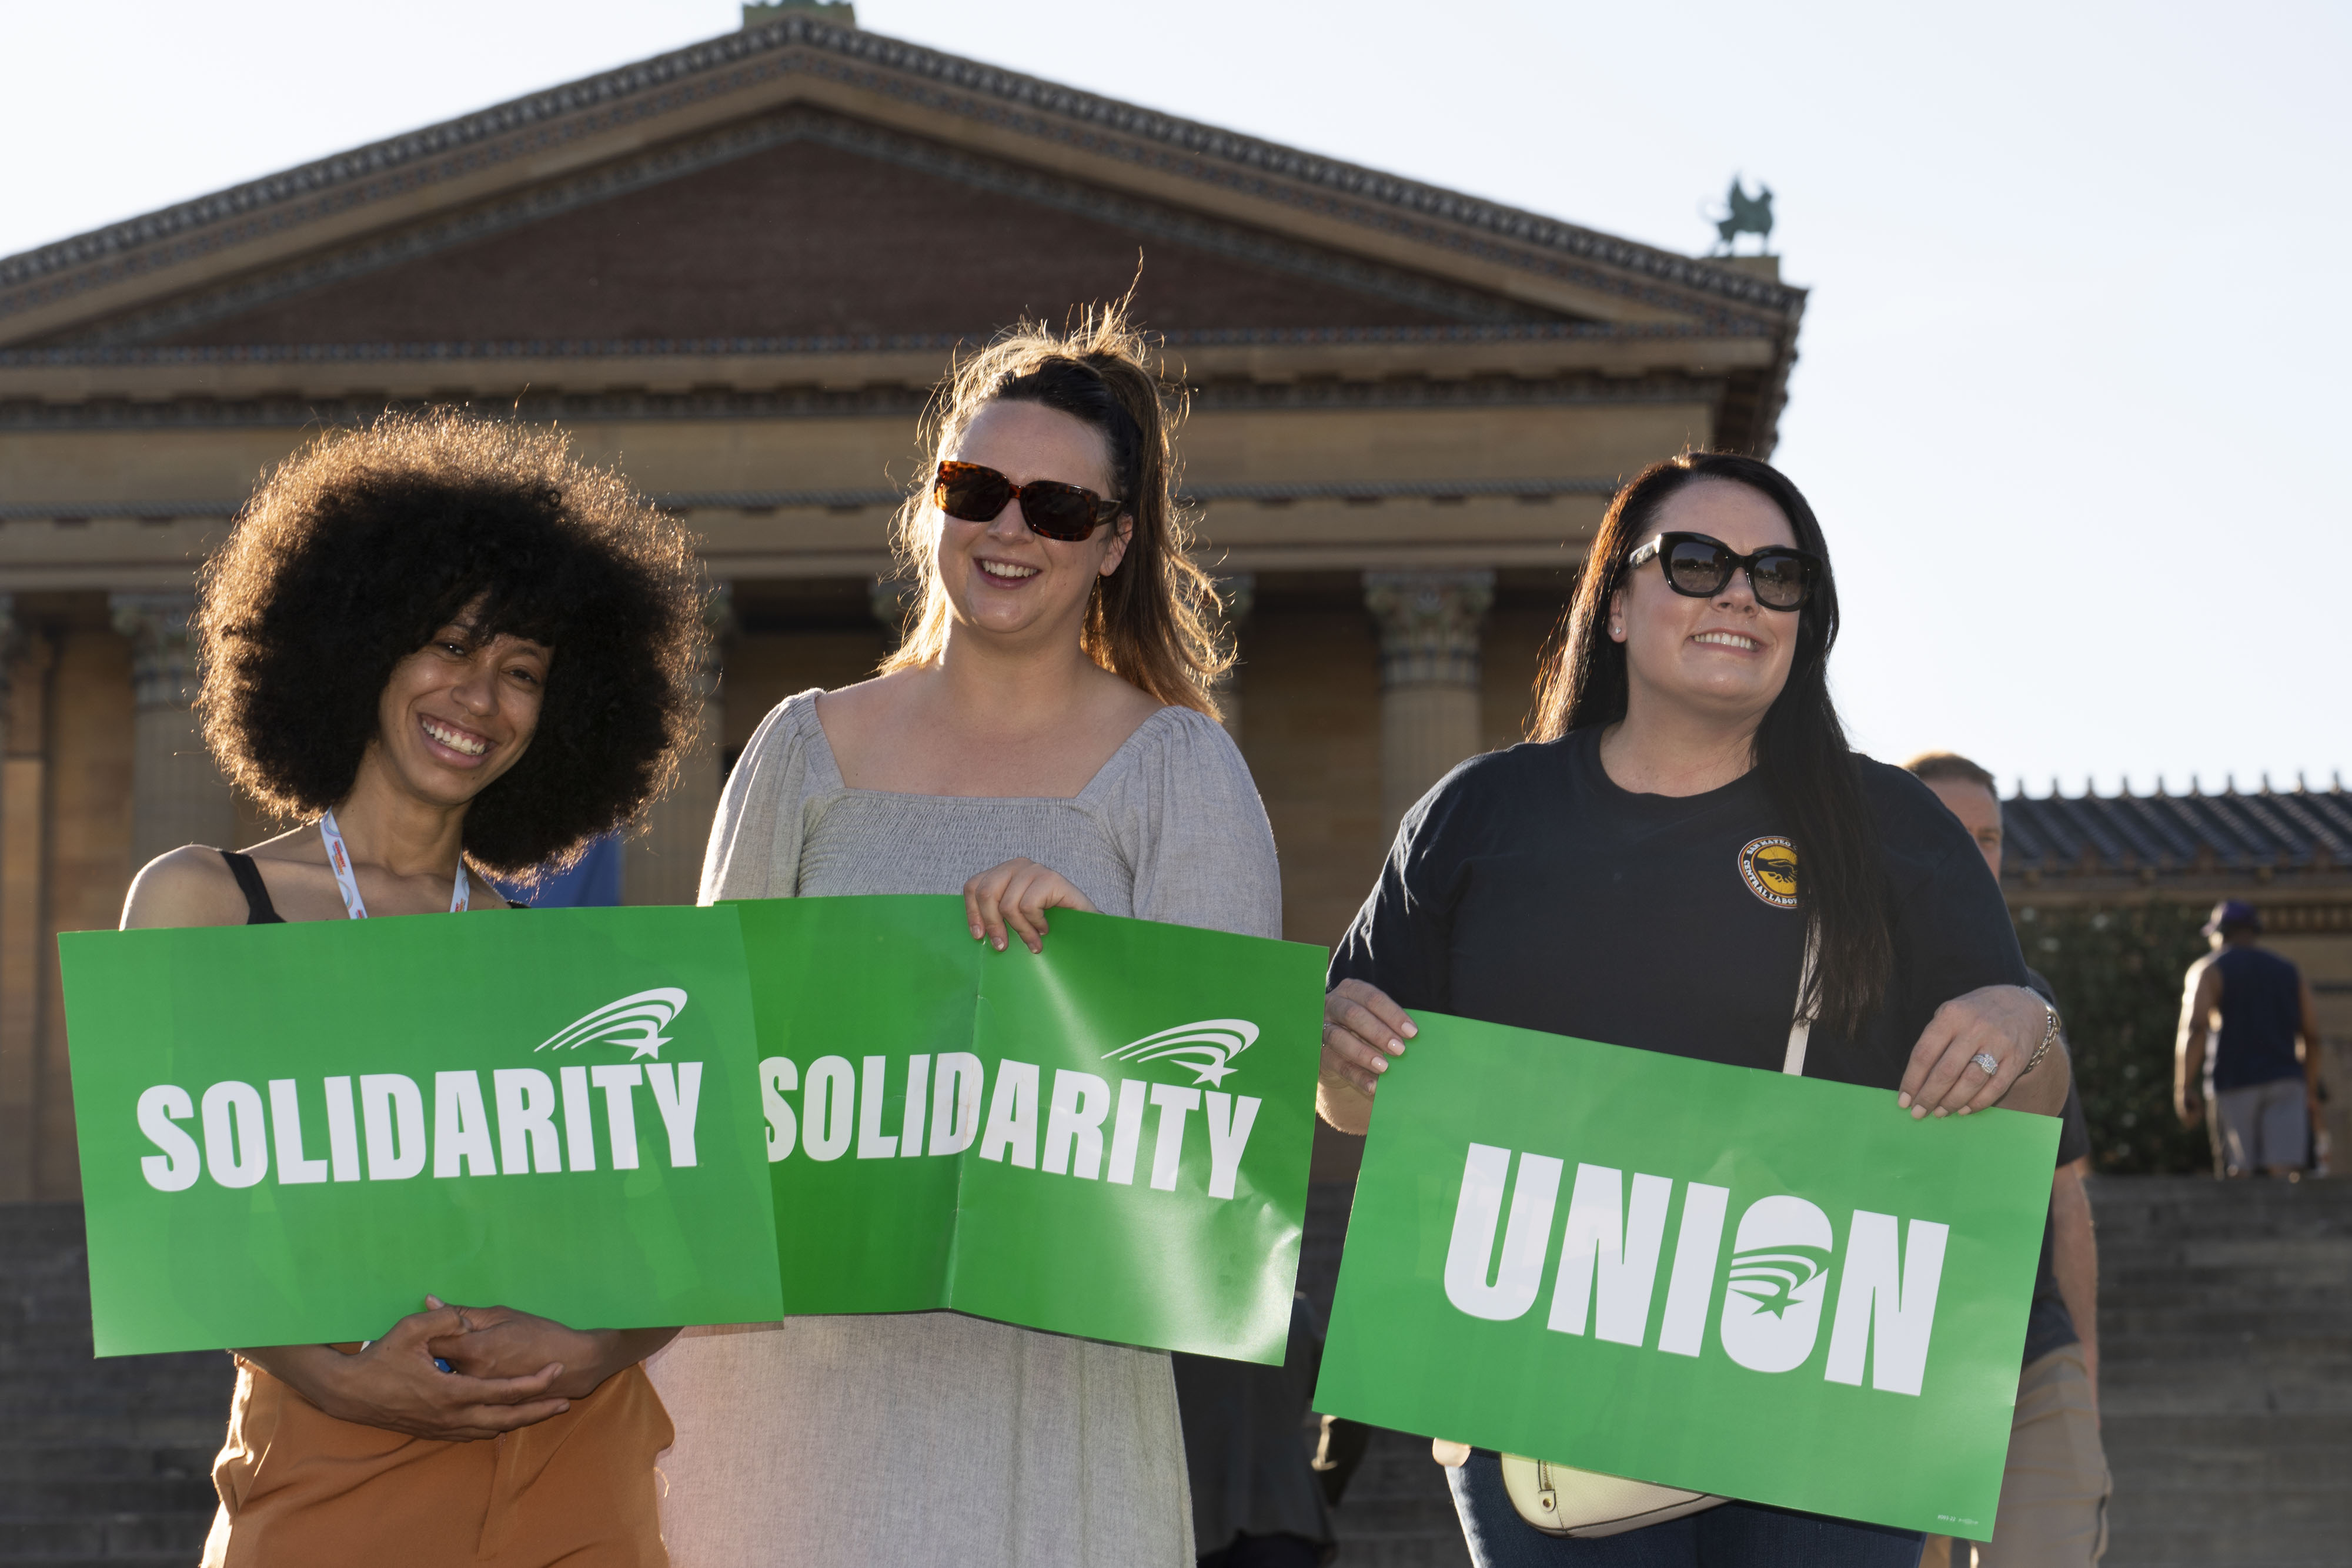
[2177,900,2324,1177]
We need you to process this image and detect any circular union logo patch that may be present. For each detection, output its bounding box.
[1739,836,1798,908]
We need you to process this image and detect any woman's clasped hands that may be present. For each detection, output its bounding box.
[253,1297,666,1443]
[260,1299,570,1443]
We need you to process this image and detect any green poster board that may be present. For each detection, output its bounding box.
[739,898,1324,1363]
[62,905,783,1358]
[1312,1013,2060,1539]
[62,898,1325,1366]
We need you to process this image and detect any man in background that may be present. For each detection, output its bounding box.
[1907,752,2109,1568]
[2175,900,2325,1178]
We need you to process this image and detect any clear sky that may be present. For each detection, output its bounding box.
[4,0,2346,799]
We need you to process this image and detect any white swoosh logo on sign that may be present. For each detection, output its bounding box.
[535,988,690,1061]
[1101,1019,1259,1087]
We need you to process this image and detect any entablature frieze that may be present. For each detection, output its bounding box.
[0,480,1609,591]
[0,370,1733,431]
[0,326,1765,410]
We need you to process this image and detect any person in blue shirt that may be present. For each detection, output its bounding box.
[2176,900,2324,1177]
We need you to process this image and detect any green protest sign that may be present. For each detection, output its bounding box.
[64,897,1324,1366]
[61,905,783,1358]
[733,897,1324,1363]
[1313,1014,2060,1539]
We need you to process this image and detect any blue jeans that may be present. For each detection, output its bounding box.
[1447,1451,1924,1568]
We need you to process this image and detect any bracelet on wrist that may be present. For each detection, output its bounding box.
[2020,1002,2059,1076]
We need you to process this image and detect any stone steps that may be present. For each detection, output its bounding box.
[0,1204,228,1566]
[6,1178,2348,1565]
[2090,1176,2352,1567]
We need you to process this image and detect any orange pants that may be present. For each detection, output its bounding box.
[203,1356,673,1567]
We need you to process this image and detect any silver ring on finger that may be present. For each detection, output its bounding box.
[1970,1051,1999,1076]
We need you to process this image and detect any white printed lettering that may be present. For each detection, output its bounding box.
[800,1056,854,1162]
[492,1069,562,1175]
[1442,1143,1562,1322]
[559,1065,597,1171]
[433,1072,496,1179]
[1148,1084,1201,1192]
[323,1076,361,1182]
[1043,1070,1111,1178]
[136,1085,199,1192]
[1719,1194,1835,1373]
[1106,1079,1148,1185]
[360,1075,426,1181]
[856,1056,899,1159]
[201,1081,269,1189]
[1201,1092,1260,1201]
[267,1079,329,1185]
[979,1059,1042,1169]
[1546,1165,1672,1346]
[900,1055,930,1157]
[646,1062,703,1168]
[589,1064,643,1171]
[1825,1211,1949,1396]
[758,1056,797,1163]
[1656,1182,1730,1356]
[928,1052,983,1157]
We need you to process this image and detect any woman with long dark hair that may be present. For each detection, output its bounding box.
[652,307,1281,1567]
[1319,451,2070,1566]
[121,410,704,1566]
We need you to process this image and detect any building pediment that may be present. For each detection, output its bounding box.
[0,15,1801,444]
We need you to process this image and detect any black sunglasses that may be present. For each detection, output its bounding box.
[933,460,1124,543]
[1627,531,1820,611]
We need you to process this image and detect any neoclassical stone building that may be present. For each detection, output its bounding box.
[0,10,1805,1198]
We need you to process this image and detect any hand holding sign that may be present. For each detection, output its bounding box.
[1897,984,2069,1120]
[963,857,1097,954]
[1317,977,1418,1131]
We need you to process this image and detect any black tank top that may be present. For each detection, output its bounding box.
[220,851,285,924]
[216,849,522,922]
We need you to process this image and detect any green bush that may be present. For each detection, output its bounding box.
[2013,900,2211,1175]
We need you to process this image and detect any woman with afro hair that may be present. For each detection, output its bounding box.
[121,409,706,1567]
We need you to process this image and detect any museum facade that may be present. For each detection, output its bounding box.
[0,10,1812,1198]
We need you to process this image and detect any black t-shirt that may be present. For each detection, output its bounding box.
[1328,729,2033,1092]
[2023,969,2092,1367]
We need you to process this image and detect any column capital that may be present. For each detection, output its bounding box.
[1362,570,1495,687]
[108,591,201,711]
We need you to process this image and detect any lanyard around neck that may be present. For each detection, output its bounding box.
[318,809,469,919]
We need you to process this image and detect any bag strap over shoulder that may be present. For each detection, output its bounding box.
[1781,931,1819,1077]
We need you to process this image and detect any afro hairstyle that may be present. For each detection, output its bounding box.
[196,409,704,877]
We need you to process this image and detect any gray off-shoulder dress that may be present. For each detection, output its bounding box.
[647,690,1283,1568]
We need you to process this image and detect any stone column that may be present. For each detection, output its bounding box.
[624,583,734,906]
[0,594,29,1201]
[1212,573,1255,745]
[110,593,238,866]
[1363,570,1495,835]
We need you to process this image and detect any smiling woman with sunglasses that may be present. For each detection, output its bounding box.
[1318,451,2072,1568]
[648,308,1281,1568]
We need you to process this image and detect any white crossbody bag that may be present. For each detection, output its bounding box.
[1488,940,1818,1538]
